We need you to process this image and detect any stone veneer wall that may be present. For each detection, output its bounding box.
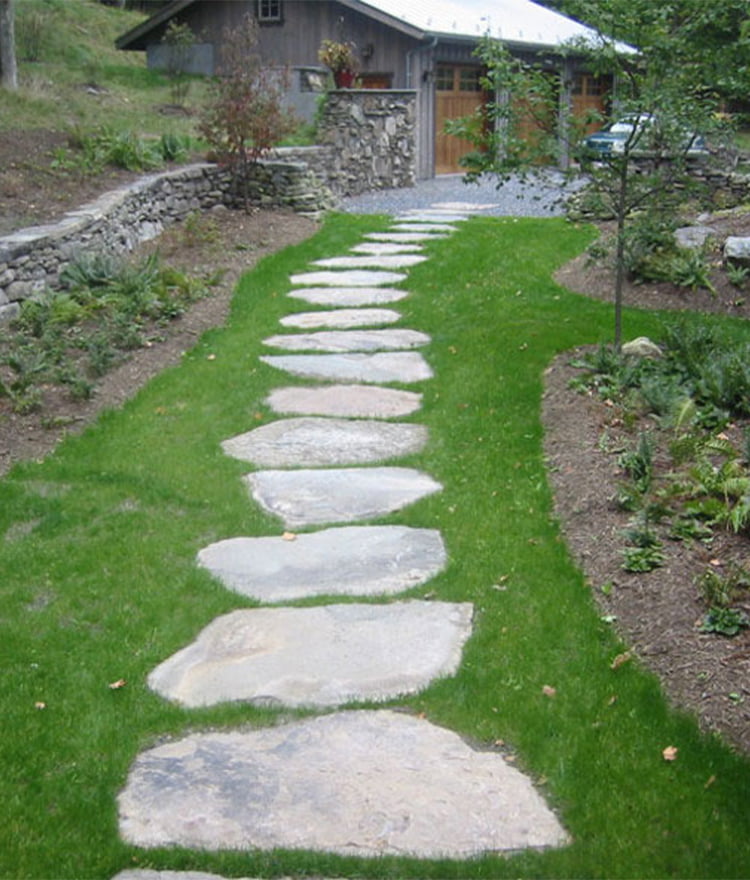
[317,90,417,196]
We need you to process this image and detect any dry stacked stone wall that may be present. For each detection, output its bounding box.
[0,90,419,322]
[0,158,335,323]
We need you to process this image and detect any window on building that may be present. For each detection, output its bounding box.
[436,67,454,91]
[257,0,282,23]
[458,68,482,92]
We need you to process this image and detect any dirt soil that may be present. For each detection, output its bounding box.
[1,131,748,755]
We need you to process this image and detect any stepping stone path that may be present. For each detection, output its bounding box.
[117,205,569,871]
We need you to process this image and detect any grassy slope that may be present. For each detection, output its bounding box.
[1,215,749,879]
[0,0,203,136]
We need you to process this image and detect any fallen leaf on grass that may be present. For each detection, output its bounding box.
[108,679,127,690]
[662,745,678,761]
[704,774,717,789]
[610,651,633,670]
[542,685,557,698]
[34,701,46,710]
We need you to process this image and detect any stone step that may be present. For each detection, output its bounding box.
[395,212,470,223]
[279,308,401,329]
[245,466,442,527]
[351,242,424,255]
[311,254,427,270]
[221,417,428,468]
[147,601,473,709]
[263,328,430,353]
[197,524,446,602]
[388,223,457,234]
[260,352,432,384]
[118,710,569,858]
[432,201,496,211]
[364,231,449,243]
[289,286,408,306]
[290,269,406,287]
[266,384,422,418]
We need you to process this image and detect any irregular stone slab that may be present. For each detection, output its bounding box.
[351,242,423,255]
[279,308,401,329]
[114,872,247,880]
[118,710,569,857]
[197,524,445,601]
[389,223,457,233]
[266,384,422,418]
[312,254,427,270]
[290,269,406,287]
[148,601,473,709]
[245,466,442,527]
[260,352,432,384]
[396,212,469,223]
[222,418,428,467]
[263,328,430,353]
[289,286,408,306]
[432,201,496,211]
[365,231,449,243]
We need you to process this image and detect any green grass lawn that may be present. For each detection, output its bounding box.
[1,214,749,879]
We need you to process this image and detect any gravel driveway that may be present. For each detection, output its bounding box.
[339,170,583,217]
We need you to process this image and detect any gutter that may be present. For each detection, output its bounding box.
[406,36,438,88]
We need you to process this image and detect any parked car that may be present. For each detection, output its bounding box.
[579,114,708,162]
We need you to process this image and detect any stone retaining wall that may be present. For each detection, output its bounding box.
[0,157,335,323]
[0,88,419,322]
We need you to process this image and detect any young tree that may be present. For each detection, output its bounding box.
[162,20,196,108]
[448,0,742,348]
[198,14,297,210]
[0,0,18,91]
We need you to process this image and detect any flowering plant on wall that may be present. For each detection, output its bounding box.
[318,39,358,86]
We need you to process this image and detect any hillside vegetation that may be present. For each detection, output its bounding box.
[0,0,205,136]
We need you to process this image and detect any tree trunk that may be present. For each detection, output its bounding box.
[0,0,18,91]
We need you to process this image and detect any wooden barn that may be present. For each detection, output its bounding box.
[117,0,611,178]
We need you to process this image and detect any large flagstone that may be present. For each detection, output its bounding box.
[196,524,446,601]
[266,384,422,418]
[118,710,569,857]
[263,328,429,353]
[395,212,470,223]
[221,417,427,467]
[289,286,408,306]
[279,308,401,329]
[364,231,449,243]
[432,201,496,211]
[260,352,432,384]
[147,601,473,708]
[390,223,458,234]
[245,466,442,527]
[351,242,423,255]
[311,254,426,270]
[290,269,406,287]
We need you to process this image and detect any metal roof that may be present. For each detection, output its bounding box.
[117,0,601,53]
[354,0,597,47]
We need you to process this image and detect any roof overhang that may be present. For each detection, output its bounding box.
[116,0,197,51]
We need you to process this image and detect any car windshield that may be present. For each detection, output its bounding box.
[608,121,635,134]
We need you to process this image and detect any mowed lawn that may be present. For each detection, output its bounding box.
[1,213,749,879]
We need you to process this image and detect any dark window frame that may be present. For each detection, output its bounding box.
[257,0,283,25]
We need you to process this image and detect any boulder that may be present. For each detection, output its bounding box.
[724,236,750,266]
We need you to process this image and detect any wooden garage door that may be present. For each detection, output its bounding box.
[571,73,612,133]
[435,65,486,174]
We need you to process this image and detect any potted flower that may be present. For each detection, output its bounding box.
[318,39,358,88]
